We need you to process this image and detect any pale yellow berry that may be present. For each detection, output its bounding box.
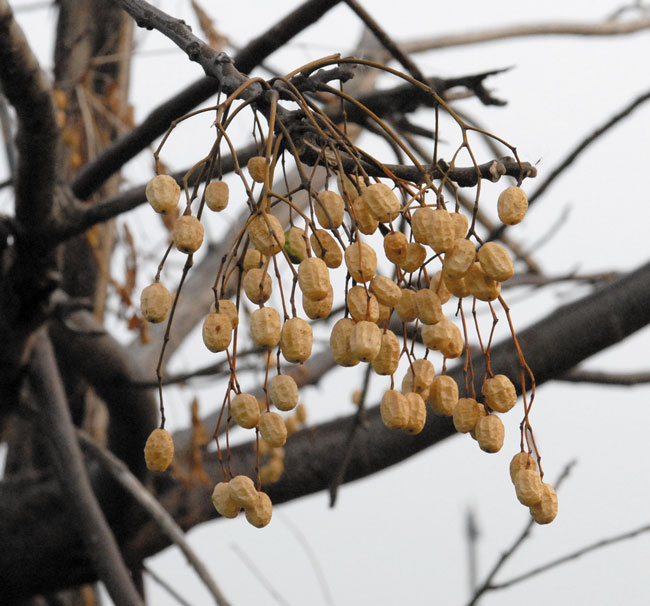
[474,415,505,453]
[349,320,382,362]
[453,397,486,434]
[497,186,528,225]
[509,452,537,483]
[404,392,426,434]
[421,318,463,358]
[269,374,299,411]
[513,468,543,506]
[428,209,456,254]
[530,483,558,524]
[243,268,272,304]
[146,174,180,214]
[383,231,408,265]
[202,312,233,352]
[330,318,360,367]
[428,375,458,416]
[394,289,417,322]
[231,393,260,429]
[376,302,392,326]
[245,491,273,528]
[243,248,266,272]
[303,284,333,320]
[478,242,514,282]
[280,317,313,363]
[210,299,239,328]
[204,181,229,212]
[450,212,469,239]
[247,156,268,183]
[345,241,377,283]
[483,374,517,413]
[298,257,330,301]
[284,414,300,436]
[228,475,258,508]
[371,329,401,376]
[173,215,204,254]
[443,273,471,299]
[337,173,366,200]
[369,276,402,308]
[380,389,409,430]
[465,262,501,302]
[141,282,172,323]
[429,270,452,304]
[410,207,435,244]
[402,359,435,399]
[211,482,240,518]
[315,190,345,228]
[295,403,307,424]
[250,307,281,349]
[310,229,342,268]
[361,182,401,222]
[399,242,427,274]
[351,197,379,235]
[443,238,475,279]
[259,411,287,447]
[144,428,174,471]
[415,289,443,325]
[248,213,285,256]
[284,226,310,264]
[347,285,379,322]
[260,457,284,484]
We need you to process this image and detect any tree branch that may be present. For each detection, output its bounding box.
[558,368,650,386]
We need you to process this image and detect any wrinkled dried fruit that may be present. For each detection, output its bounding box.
[362,182,401,222]
[303,284,333,320]
[410,207,435,244]
[269,374,299,411]
[243,267,272,304]
[444,273,471,299]
[453,397,486,434]
[295,403,307,424]
[173,215,204,254]
[450,212,468,239]
[513,468,543,506]
[380,389,409,430]
[347,285,379,322]
[298,257,330,300]
[204,181,229,212]
[474,414,505,453]
[530,483,558,524]
[345,241,377,283]
[243,248,266,272]
[351,197,379,235]
[146,174,180,214]
[248,156,268,183]
[497,186,528,225]
[310,229,342,268]
[315,190,345,228]
[509,452,537,483]
[250,307,281,349]
[229,475,258,508]
[337,173,366,200]
[284,226,310,264]
[402,359,435,399]
[478,242,514,282]
[383,231,408,265]
[399,242,427,274]
[202,312,233,352]
[483,374,517,413]
[428,209,456,254]
[259,411,288,447]
[248,213,285,256]
[465,262,501,302]
[371,329,400,375]
[429,270,452,304]
[231,393,260,429]
[404,392,427,434]
[280,317,313,363]
[421,318,463,359]
[428,375,458,416]
[330,318,360,367]
[141,282,172,323]
[369,276,402,308]
[211,482,241,518]
[349,320,382,362]
[376,302,392,326]
[415,289,443,324]
[443,238,475,279]
[284,414,300,435]
[210,299,239,328]
[394,288,417,322]
[245,491,273,528]
[144,428,174,471]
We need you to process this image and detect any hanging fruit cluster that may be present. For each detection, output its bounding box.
[138,56,554,527]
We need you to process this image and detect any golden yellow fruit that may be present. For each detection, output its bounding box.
[298,257,330,301]
[513,468,543,506]
[146,174,180,214]
[144,428,174,471]
[429,270,452,304]
[259,411,288,447]
[443,273,471,299]
[243,267,272,304]
[371,329,401,375]
[443,238,475,279]
[347,285,379,322]
[410,206,435,244]
[404,392,426,434]
[474,415,505,453]
[250,307,281,349]
[383,231,408,265]
[376,302,392,326]
[421,318,463,358]
[243,247,266,272]
[211,481,241,518]
[231,393,260,429]
[509,452,537,483]
[349,320,382,362]
[428,209,456,254]
[415,289,443,325]
[399,242,427,274]
[202,312,233,352]
[478,242,514,282]
[453,397,486,434]
[284,226,310,264]
[465,262,501,302]
[497,186,528,225]
[248,156,268,183]
[483,374,517,413]
[173,215,204,254]
[530,483,558,524]
[303,284,333,320]
[229,475,258,508]
[210,299,239,328]
[245,491,273,528]
[401,359,435,399]
[269,374,299,411]
[450,212,469,239]
[361,182,401,222]
[380,389,409,430]
[141,282,172,323]
[315,190,345,228]
[330,318,360,367]
[310,229,342,268]
[351,196,379,235]
[428,375,458,416]
[337,173,366,200]
[369,276,402,308]
[280,317,313,363]
[345,241,377,283]
[295,403,307,424]
[248,213,285,256]
[394,288,418,322]
[204,180,229,212]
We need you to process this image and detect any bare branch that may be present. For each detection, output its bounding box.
[559,368,650,386]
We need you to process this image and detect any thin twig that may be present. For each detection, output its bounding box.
[77,430,231,606]
[559,368,650,386]
[230,543,289,606]
[143,563,196,606]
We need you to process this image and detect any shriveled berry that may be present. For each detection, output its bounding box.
[404,392,426,434]
[513,468,543,506]
[380,389,409,430]
[429,375,458,416]
[369,276,402,308]
[429,270,452,304]
[351,197,379,235]
[210,299,239,328]
[509,452,537,483]
[202,313,233,352]
[330,318,360,367]
[146,174,180,214]
[298,257,330,301]
[250,307,281,349]
[402,359,435,399]
[310,229,342,268]
[453,397,486,434]
[483,374,517,413]
[269,374,298,411]
[529,483,558,524]
[394,288,417,322]
[204,181,229,212]
[443,238,475,279]
[450,212,468,239]
[428,209,455,254]
[345,241,377,283]
[315,190,345,228]
[229,475,258,508]
[245,491,273,528]
[465,262,501,302]
[415,289,443,324]
[144,428,174,471]
[371,329,400,376]
[248,156,268,183]
[284,226,310,264]
[141,282,172,323]
[259,411,287,447]
[243,268,272,304]
[303,284,333,320]
[349,320,381,362]
[248,213,285,256]
[280,317,313,363]
[478,242,514,282]
[231,393,260,429]
[347,285,379,322]
[243,248,266,272]
[497,186,528,225]
[474,414,505,453]
[383,231,408,265]
[173,215,204,254]
[399,242,427,274]
[361,182,401,222]
[211,482,240,518]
